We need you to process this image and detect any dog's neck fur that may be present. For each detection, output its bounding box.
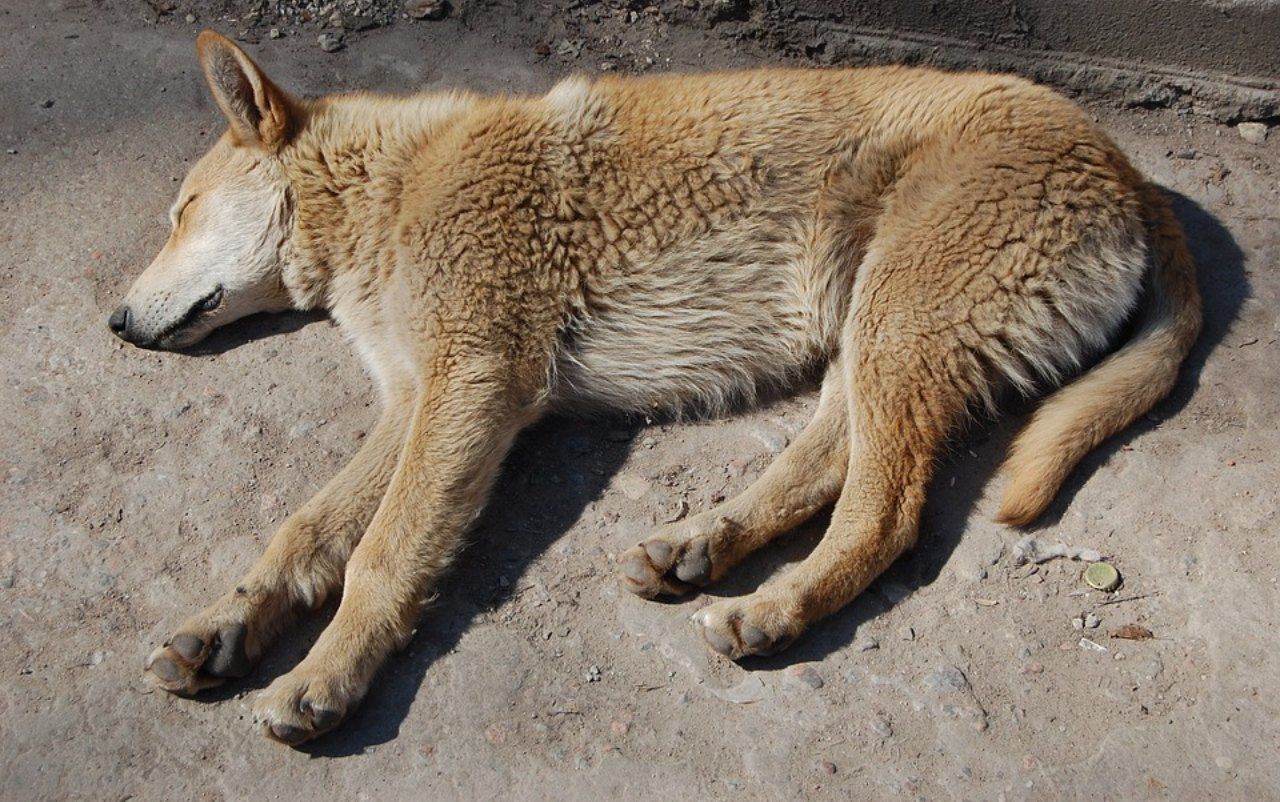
[278,91,479,313]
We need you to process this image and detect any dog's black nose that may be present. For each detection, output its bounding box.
[108,305,131,338]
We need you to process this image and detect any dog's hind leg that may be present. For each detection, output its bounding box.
[689,131,1147,658]
[692,282,973,658]
[620,358,850,598]
[145,388,415,695]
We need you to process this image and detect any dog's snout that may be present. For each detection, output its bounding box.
[108,305,134,341]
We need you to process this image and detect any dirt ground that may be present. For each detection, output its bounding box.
[2,2,1278,800]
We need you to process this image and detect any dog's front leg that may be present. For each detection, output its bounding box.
[144,385,416,695]
[252,352,541,745]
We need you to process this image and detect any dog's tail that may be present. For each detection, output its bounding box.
[995,185,1203,526]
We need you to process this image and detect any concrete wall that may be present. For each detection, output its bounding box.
[790,1,1280,80]
[665,0,1280,121]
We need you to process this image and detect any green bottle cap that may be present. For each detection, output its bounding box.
[1084,562,1121,592]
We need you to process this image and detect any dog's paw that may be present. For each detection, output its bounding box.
[252,666,352,746]
[620,534,713,598]
[145,617,256,696]
[621,514,744,598]
[692,594,804,660]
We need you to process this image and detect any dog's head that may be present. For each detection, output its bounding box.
[109,32,301,350]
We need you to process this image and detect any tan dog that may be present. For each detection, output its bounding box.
[113,31,1201,745]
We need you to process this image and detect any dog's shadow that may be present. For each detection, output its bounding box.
[179,310,329,356]
[202,189,1247,755]
[281,416,637,756]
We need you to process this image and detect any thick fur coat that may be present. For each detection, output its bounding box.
[115,33,1201,745]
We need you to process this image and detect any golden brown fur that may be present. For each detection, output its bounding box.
[120,32,1201,745]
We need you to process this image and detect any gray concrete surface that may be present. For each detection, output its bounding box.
[2,2,1279,800]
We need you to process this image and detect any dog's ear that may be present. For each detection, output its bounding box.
[196,30,298,151]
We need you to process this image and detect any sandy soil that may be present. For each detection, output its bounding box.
[2,2,1278,799]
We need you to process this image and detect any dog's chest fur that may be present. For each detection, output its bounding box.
[550,200,857,415]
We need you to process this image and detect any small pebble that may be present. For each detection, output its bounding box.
[748,423,790,454]
[184,12,196,23]
[40,99,54,109]
[5,148,16,156]
[610,720,629,736]
[1022,661,1045,674]
[318,31,346,53]
[269,27,282,39]
[1084,613,1101,629]
[855,636,879,652]
[556,39,584,59]
[821,761,838,775]
[870,715,893,738]
[898,626,915,641]
[1111,624,1154,641]
[922,665,969,692]
[1237,122,1268,145]
[786,664,824,690]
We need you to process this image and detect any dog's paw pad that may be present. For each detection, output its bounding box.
[145,621,255,696]
[673,537,712,584]
[619,536,714,598]
[693,597,801,660]
[253,672,349,747]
